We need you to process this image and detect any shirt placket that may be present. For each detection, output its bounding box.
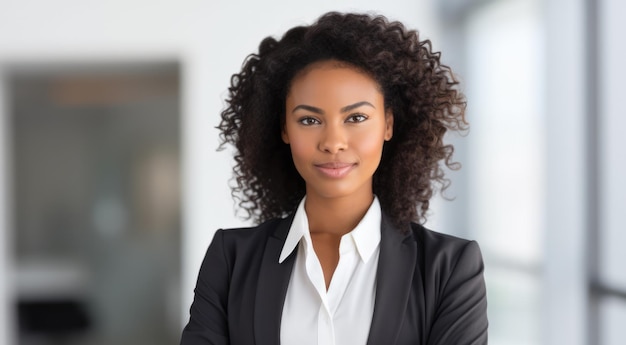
[303,233,359,345]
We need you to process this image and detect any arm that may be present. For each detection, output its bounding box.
[180,230,231,345]
[428,241,488,345]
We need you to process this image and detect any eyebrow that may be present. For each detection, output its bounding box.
[291,101,376,114]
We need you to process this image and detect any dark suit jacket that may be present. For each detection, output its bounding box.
[181,213,488,345]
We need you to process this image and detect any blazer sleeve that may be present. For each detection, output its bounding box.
[427,240,488,345]
[180,230,231,345]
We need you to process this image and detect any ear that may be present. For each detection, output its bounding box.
[281,126,290,144]
[384,110,394,141]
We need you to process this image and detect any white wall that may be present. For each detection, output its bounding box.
[543,0,626,343]
[0,1,438,343]
[543,0,588,343]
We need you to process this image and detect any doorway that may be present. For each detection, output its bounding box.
[8,62,181,345]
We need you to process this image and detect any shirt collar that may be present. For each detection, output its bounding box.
[279,196,382,264]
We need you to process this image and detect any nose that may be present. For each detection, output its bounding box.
[319,123,348,154]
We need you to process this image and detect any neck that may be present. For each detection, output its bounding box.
[304,192,374,236]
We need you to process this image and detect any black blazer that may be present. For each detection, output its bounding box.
[181,213,488,345]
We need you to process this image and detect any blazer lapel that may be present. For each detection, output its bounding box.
[254,215,297,345]
[367,214,417,345]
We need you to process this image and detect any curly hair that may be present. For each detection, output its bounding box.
[217,11,467,229]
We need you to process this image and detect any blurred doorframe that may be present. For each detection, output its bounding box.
[0,58,183,345]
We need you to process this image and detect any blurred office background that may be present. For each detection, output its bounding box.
[0,0,623,344]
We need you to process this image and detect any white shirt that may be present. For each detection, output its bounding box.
[279,197,381,345]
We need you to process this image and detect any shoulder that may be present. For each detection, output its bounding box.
[210,216,291,258]
[216,217,284,242]
[408,222,484,277]
[409,222,479,252]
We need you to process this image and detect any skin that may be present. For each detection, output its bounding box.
[282,60,393,289]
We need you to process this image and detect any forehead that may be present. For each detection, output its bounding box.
[287,60,383,104]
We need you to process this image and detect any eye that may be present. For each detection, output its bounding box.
[298,117,321,126]
[346,113,368,123]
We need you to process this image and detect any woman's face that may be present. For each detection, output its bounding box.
[282,60,393,201]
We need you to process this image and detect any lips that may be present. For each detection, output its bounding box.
[314,162,356,178]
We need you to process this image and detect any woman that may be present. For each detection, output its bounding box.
[181,12,488,345]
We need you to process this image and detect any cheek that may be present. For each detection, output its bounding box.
[353,131,386,160]
[286,134,315,163]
